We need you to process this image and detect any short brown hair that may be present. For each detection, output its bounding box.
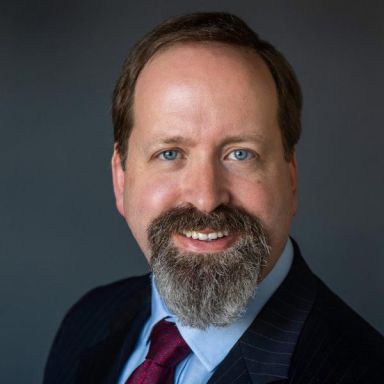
[112,12,302,166]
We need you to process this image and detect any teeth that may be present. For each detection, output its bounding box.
[198,233,208,240]
[182,230,229,241]
[207,233,217,240]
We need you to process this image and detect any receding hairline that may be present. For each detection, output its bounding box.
[112,12,302,167]
[143,39,265,65]
[131,40,279,128]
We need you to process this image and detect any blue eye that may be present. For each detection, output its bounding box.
[228,149,253,161]
[159,150,179,160]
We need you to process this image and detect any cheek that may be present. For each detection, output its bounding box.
[122,175,181,260]
[235,181,273,218]
[123,175,180,227]
[231,175,292,227]
[146,181,180,209]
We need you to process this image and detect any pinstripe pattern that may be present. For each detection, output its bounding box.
[44,240,384,384]
[208,240,316,384]
[207,240,384,383]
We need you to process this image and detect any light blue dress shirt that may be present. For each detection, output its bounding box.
[118,239,293,384]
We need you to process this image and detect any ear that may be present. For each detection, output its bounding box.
[288,151,298,216]
[111,144,125,216]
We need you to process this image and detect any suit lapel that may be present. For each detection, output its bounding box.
[209,241,317,384]
[76,282,151,384]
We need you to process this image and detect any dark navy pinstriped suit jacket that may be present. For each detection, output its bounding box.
[44,241,384,383]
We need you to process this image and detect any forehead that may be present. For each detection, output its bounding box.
[132,42,278,140]
[136,41,277,99]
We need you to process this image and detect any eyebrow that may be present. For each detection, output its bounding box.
[144,132,264,151]
[160,136,196,146]
[220,133,264,146]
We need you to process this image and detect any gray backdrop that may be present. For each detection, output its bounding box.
[1,1,383,383]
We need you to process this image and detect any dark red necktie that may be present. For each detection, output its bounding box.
[125,319,191,384]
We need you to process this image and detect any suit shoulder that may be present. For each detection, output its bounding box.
[56,274,151,340]
[44,274,151,383]
[313,278,383,347]
[291,277,384,382]
[68,274,151,317]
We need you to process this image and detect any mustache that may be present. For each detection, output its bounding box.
[147,205,268,242]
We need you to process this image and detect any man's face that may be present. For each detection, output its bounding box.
[112,43,297,279]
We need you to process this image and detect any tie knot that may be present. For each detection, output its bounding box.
[147,320,191,368]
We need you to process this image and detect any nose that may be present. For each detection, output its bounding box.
[181,158,231,213]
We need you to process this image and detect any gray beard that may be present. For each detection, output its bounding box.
[147,206,271,329]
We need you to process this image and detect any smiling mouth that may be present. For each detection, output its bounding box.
[181,229,229,241]
[173,229,237,253]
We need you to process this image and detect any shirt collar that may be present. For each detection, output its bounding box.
[149,238,293,372]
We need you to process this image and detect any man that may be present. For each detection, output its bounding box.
[44,12,384,383]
